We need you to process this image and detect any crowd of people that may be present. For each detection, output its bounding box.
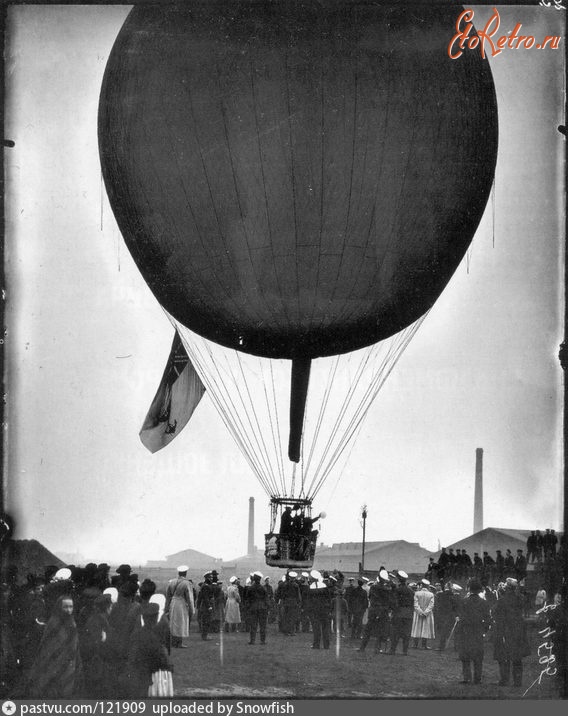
[424,532,566,597]
[1,555,565,699]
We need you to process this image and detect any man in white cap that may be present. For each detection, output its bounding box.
[278,571,301,635]
[245,572,269,644]
[389,570,414,655]
[411,579,435,649]
[165,565,194,648]
[357,570,394,654]
[491,577,529,686]
[306,569,332,649]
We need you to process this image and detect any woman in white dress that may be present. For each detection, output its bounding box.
[224,576,242,632]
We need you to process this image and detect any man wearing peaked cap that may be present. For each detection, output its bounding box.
[245,571,269,644]
[165,565,193,648]
[389,571,415,655]
[196,571,215,641]
[433,582,460,652]
[349,577,369,641]
[454,579,491,684]
[344,577,357,630]
[492,574,528,686]
[306,567,333,649]
[357,569,394,654]
[279,570,301,635]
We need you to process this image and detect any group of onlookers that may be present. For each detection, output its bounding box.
[1,563,173,699]
[424,532,566,591]
[343,570,563,687]
[526,529,560,563]
[1,557,565,697]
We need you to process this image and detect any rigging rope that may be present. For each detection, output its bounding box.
[172,312,426,502]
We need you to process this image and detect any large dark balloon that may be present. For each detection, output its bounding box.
[99,2,498,360]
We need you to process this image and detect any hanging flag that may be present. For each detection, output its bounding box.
[139,331,205,453]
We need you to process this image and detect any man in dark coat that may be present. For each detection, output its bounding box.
[279,507,293,536]
[514,550,527,582]
[526,531,537,563]
[433,583,459,652]
[357,571,394,653]
[454,579,491,684]
[437,548,450,583]
[482,552,495,586]
[196,573,215,641]
[472,553,483,580]
[305,571,332,649]
[389,570,414,655]
[245,572,269,645]
[504,549,515,578]
[448,549,458,579]
[278,572,302,635]
[494,550,505,582]
[349,578,369,640]
[344,577,356,628]
[461,550,473,580]
[492,578,530,686]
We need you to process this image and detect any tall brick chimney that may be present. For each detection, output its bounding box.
[474,448,483,534]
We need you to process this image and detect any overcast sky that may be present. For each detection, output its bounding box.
[4,4,565,566]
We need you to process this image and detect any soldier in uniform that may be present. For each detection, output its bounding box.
[388,570,414,655]
[357,570,394,654]
[454,579,491,684]
[305,570,332,650]
[196,572,215,641]
[245,572,269,645]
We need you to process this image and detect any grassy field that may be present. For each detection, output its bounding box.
[168,620,561,700]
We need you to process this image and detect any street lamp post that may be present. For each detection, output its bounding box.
[361,505,367,574]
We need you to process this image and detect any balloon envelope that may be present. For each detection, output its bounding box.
[99,2,498,359]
